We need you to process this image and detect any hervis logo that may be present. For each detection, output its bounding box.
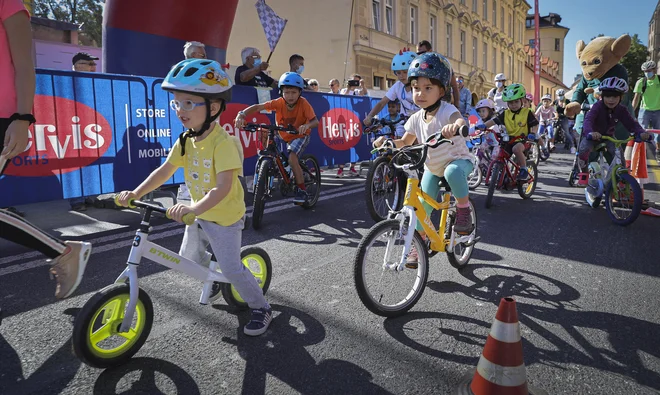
[4,95,113,177]
[319,108,362,151]
[220,103,271,159]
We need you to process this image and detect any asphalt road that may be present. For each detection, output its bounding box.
[1,152,659,395]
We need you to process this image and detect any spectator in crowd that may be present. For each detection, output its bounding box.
[488,73,508,112]
[456,75,472,117]
[72,52,98,72]
[329,78,341,94]
[416,40,460,108]
[0,0,91,301]
[235,47,277,88]
[308,79,320,92]
[183,41,206,59]
[633,60,660,157]
[340,73,368,96]
[289,54,311,90]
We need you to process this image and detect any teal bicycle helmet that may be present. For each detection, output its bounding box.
[391,49,417,72]
[162,59,232,102]
[278,72,305,90]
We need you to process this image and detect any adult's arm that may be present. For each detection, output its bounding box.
[239,64,267,83]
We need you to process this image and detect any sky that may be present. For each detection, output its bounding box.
[535,0,655,86]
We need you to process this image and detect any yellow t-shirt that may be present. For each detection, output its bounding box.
[166,123,245,226]
[494,108,539,137]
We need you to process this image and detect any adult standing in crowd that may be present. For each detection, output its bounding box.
[329,78,341,94]
[289,54,311,90]
[633,60,660,157]
[0,0,91,301]
[488,73,508,112]
[183,41,206,59]
[307,79,320,92]
[235,47,277,88]
[340,73,368,96]
[416,40,460,109]
[456,75,472,118]
[554,89,576,153]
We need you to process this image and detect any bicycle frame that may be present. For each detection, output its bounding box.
[593,138,629,193]
[254,129,293,189]
[487,136,524,188]
[114,229,229,333]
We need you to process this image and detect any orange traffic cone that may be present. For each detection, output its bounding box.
[630,141,648,185]
[456,297,547,395]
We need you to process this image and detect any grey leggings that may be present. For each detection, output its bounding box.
[179,218,267,309]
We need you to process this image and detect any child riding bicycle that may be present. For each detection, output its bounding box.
[116,59,272,336]
[235,72,319,204]
[372,52,474,267]
[536,94,558,150]
[578,77,650,174]
[382,99,406,138]
[478,84,539,180]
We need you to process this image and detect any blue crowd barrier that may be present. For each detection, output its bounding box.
[1,69,385,207]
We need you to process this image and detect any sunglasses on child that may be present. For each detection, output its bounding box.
[170,99,206,111]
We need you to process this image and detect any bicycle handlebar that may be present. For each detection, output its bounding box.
[392,125,469,171]
[114,196,196,226]
[243,123,300,135]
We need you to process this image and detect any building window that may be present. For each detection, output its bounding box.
[473,0,478,12]
[501,52,504,76]
[483,43,488,70]
[508,13,512,36]
[460,30,466,62]
[373,75,383,89]
[483,0,487,20]
[526,19,532,28]
[473,36,478,65]
[509,55,513,80]
[529,38,536,47]
[410,5,418,45]
[460,0,466,5]
[446,23,453,58]
[492,46,497,72]
[555,38,560,51]
[387,78,396,88]
[372,0,381,31]
[430,15,437,50]
[492,0,496,25]
[500,6,504,30]
[385,0,394,35]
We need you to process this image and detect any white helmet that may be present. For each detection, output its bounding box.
[599,77,628,94]
[475,98,495,110]
[541,94,552,101]
[556,89,565,96]
[494,73,506,81]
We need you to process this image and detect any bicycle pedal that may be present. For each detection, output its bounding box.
[463,236,481,247]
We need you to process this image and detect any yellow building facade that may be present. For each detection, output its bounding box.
[227,0,532,99]
[523,13,569,100]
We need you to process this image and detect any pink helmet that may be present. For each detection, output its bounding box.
[475,98,495,110]
[525,93,534,101]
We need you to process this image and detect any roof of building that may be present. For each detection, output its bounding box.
[526,13,569,31]
[525,63,568,90]
[30,16,79,31]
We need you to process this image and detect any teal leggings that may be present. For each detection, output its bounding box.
[416,159,473,231]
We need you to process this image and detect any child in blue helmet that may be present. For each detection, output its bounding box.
[373,52,475,268]
[235,72,319,204]
[116,59,272,336]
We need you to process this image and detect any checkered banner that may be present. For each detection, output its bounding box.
[255,0,287,52]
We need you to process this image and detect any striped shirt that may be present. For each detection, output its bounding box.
[404,102,472,176]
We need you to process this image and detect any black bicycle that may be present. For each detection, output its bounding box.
[244,123,321,230]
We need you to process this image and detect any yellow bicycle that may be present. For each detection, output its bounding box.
[353,126,479,317]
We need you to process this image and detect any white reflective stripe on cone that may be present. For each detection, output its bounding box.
[476,355,528,387]
[489,319,521,343]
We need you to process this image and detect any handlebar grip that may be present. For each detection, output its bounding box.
[458,125,469,138]
[114,195,137,209]
[181,212,197,226]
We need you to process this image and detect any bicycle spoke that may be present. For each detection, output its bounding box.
[90,321,115,345]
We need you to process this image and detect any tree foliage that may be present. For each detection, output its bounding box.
[620,34,649,86]
[33,0,104,46]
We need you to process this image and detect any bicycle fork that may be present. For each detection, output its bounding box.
[382,206,416,272]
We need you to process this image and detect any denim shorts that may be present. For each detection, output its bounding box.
[286,135,310,156]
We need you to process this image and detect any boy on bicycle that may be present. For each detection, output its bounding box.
[235,72,318,204]
[478,84,539,180]
[117,59,272,336]
[382,99,406,138]
[578,77,650,173]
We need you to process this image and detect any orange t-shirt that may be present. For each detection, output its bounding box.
[263,97,316,143]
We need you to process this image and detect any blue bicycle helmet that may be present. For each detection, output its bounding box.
[162,59,232,102]
[391,49,417,72]
[407,52,453,88]
[278,72,305,90]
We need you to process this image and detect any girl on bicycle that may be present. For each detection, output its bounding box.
[117,59,272,336]
[578,77,650,173]
[536,94,558,151]
[372,52,474,267]
[474,98,501,149]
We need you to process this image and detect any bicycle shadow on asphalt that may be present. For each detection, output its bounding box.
[0,308,81,395]
[271,216,371,248]
[92,357,200,395]
[390,264,660,390]
[216,303,392,395]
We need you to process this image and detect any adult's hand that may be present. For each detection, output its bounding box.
[259,62,269,71]
[1,120,29,159]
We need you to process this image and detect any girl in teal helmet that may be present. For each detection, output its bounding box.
[118,58,274,337]
[373,52,476,268]
[478,83,539,180]
[364,48,419,127]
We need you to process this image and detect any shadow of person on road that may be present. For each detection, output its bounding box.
[0,308,81,395]
[218,303,391,395]
[92,357,200,395]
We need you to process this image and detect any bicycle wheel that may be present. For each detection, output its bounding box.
[300,155,321,209]
[221,246,273,310]
[252,160,271,230]
[72,284,154,368]
[517,163,538,199]
[354,219,429,317]
[539,140,550,161]
[445,198,478,270]
[526,142,540,166]
[604,172,643,226]
[467,158,483,190]
[365,156,400,222]
[485,163,502,209]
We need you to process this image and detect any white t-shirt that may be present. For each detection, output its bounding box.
[535,105,557,123]
[404,102,472,176]
[489,88,506,112]
[340,87,361,95]
[386,81,420,116]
